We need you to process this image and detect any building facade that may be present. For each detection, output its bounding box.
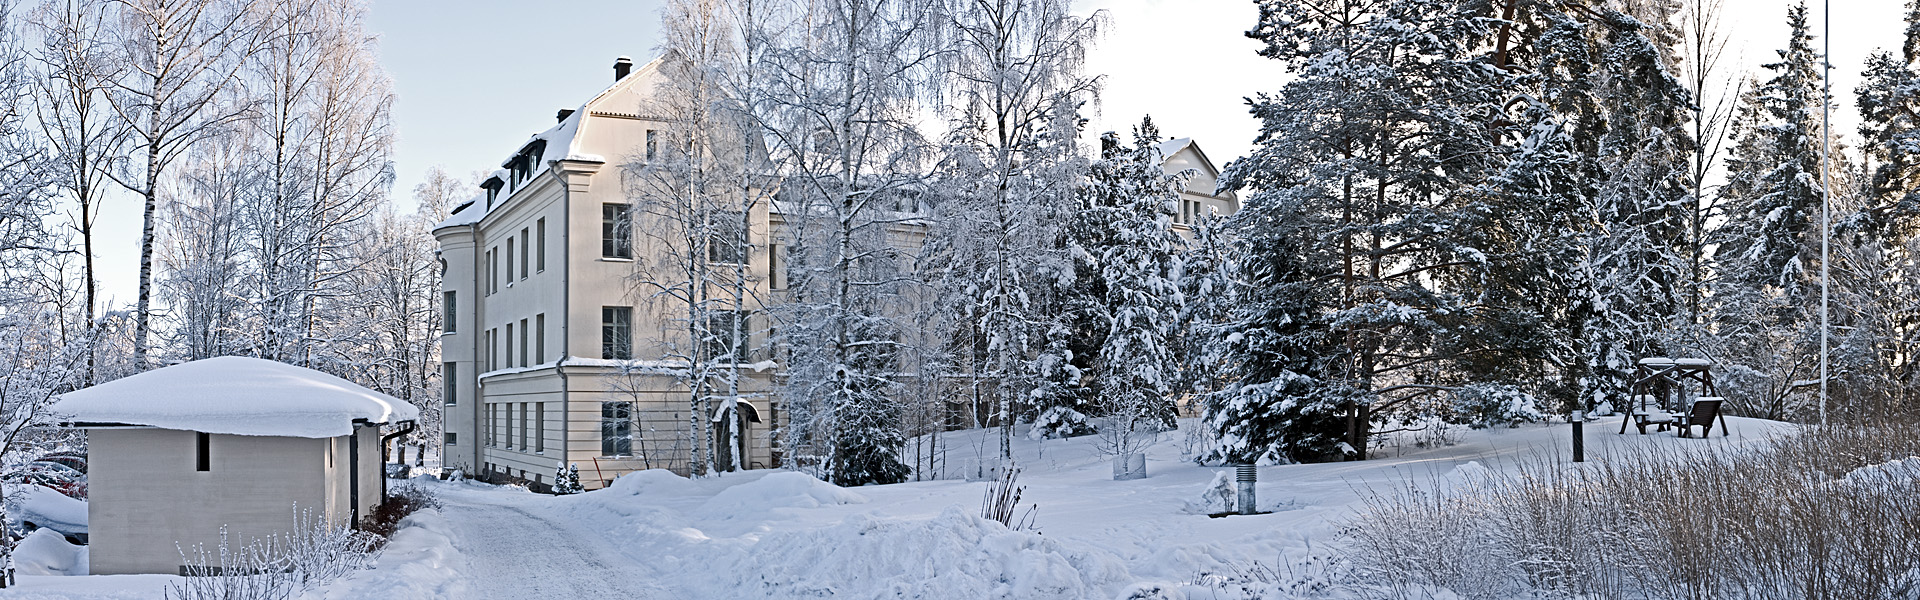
[435,56,1237,490]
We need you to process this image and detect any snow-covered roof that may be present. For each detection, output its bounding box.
[431,56,664,233]
[1153,137,1193,161]
[51,357,419,438]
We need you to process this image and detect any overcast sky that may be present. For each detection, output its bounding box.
[83,0,1914,309]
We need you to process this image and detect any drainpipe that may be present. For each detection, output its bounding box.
[349,422,362,529]
[380,421,417,503]
[558,162,573,484]
[470,220,483,476]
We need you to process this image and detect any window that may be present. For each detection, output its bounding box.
[505,403,514,448]
[519,318,529,368]
[536,219,546,271]
[602,402,633,456]
[602,306,633,359]
[519,403,529,450]
[535,314,546,363]
[505,323,514,369]
[602,204,633,258]
[769,244,783,289]
[708,310,745,361]
[535,403,546,453]
[520,228,530,279]
[196,432,210,472]
[445,432,457,446]
[646,129,658,161]
[489,249,499,294]
[443,291,456,332]
[707,210,748,264]
[489,329,498,371]
[506,238,515,282]
[486,185,498,208]
[443,363,457,405]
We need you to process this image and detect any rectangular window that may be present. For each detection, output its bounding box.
[602,204,633,258]
[520,228,530,279]
[519,403,529,450]
[486,329,496,371]
[519,318,529,368]
[646,129,658,161]
[602,306,633,360]
[506,238,515,282]
[196,432,210,472]
[708,310,745,361]
[769,244,783,290]
[602,401,633,457]
[505,323,514,369]
[536,218,547,272]
[504,403,514,448]
[535,314,546,363]
[445,432,457,446]
[535,403,546,453]
[443,363,457,405]
[443,291,456,332]
[489,249,499,294]
[707,210,748,264]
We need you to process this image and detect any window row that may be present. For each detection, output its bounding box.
[486,401,547,454]
[487,218,547,295]
[597,306,750,361]
[486,314,548,372]
[598,203,751,265]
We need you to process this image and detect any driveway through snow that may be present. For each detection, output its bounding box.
[435,485,670,599]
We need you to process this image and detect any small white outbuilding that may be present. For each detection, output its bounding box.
[50,356,419,575]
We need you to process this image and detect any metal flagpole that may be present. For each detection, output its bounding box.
[1820,0,1832,427]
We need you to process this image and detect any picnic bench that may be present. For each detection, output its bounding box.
[1620,357,1727,437]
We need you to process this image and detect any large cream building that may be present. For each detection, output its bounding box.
[434,56,1236,490]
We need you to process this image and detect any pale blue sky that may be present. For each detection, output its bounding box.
[85,0,1911,309]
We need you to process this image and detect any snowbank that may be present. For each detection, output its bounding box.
[696,471,866,518]
[302,509,465,600]
[51,356,418,438]
[15,528,86,576]
[691,506,1127,599]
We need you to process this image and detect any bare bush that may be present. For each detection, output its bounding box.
[1343,424,1920,600]
[165,506,380,600]
[980,465,1037,532]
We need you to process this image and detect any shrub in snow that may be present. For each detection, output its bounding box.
[166,507,378,600]
[1027,406,1096,440]
[1344,423,1920,599]
[552,463,583,495]
[1446,383,1546,429]
[979,466,1036,531]
[364,482,440,539]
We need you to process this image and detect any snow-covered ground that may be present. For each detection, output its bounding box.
[5,416,1795,599]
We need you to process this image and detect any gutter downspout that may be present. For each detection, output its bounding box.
[557,161,572,485]
[470,220,482,477]
[349,422,362,529]
[380,421,417,502]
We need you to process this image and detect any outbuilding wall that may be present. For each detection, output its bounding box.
[87,428,331,575]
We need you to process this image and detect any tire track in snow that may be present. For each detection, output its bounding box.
[438,489,669,599]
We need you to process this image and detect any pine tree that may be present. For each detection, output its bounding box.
[1711,2,1828,419]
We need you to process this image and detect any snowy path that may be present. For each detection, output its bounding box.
[434,486,670,599]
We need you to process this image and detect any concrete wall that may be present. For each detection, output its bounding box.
[88,429,329,575]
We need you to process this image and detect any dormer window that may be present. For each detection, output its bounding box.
[483,179,503,209]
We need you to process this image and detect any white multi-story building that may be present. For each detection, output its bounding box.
[435,55,1236,490]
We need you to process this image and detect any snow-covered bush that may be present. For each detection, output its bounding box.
[1027,406,1095,440]
[1447,383,1547,429]
[552,463,583,495]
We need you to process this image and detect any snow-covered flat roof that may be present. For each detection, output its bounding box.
[51,357,419,438]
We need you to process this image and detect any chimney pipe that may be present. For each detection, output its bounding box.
[556,108,575,123]
[613,56,633,81]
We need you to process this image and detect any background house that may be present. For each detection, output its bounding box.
[51,356,417,575]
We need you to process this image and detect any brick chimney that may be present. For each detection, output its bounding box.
[613,56,633,81]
